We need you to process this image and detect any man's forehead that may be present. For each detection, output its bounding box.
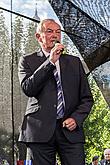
[104,149,110,154]
[43,21,61,29]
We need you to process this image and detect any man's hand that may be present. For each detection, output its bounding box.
[49,43,64,64]
[63,118,77,131]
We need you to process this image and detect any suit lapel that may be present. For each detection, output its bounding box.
[59,55,69,111]
[59,55,68,83]
[36,48,47,60]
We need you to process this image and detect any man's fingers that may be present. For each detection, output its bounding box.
[68,123,77,131]
[62,118,77,131]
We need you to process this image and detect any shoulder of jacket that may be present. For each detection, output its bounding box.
[21,49,44,59]
[63,54,81,65]
[63,53,80,60]
[100,159,106,163]
[22,52,36,58]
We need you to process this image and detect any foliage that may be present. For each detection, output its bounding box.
[24,21,40,54]
[13,16,24,64]
[0,10,12,164]
[84,76,110,164]
[0,10,10,50]
[0,129,13,164]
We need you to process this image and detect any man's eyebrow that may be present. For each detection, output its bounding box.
[46,28,52,30]
[47,28,61,31]
[57,28,61,30]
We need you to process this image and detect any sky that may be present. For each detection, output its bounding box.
[0,0,61,26]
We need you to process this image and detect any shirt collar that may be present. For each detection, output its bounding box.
[42,49,50,58]
[106,160,110,164]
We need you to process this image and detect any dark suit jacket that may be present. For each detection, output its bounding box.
[18,49,93,143]
[100,159,110,165]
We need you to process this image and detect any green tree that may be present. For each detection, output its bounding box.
[13,16,24,64]
[24,21,40,54]
[84,76,110,164]
[12,16,27,160]
[12,15,25,132]
[0,9,12,164]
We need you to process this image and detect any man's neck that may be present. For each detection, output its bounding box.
[42,48,51,53]
[42,49,50,58]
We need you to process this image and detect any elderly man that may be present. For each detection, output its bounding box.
[18,18,93,165]
[100,149,110,165]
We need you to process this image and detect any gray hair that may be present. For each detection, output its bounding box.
[104,148,110,154]
[36,19,60,33]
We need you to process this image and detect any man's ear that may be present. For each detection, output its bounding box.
[35,33,42,43]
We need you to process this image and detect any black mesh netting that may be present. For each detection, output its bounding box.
[49,0,110,72]
[49,0,110,107]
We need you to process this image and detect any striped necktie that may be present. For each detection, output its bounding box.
[54,68,64,119]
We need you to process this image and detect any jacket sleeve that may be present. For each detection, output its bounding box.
[18,55,55,97]
[70,58,94,127]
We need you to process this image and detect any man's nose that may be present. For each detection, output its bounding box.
[52,32,58,38]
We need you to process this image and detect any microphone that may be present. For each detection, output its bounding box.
[53,40,64,53]
[54,40,60,44]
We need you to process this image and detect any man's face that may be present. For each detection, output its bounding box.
[37,21,61,52]
[104,149,110,161]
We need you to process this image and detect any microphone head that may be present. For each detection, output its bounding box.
[54,40,60,44]
[53,40,64,52]
[53,40,60,46]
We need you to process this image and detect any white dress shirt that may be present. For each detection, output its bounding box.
[42,49,65,108]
